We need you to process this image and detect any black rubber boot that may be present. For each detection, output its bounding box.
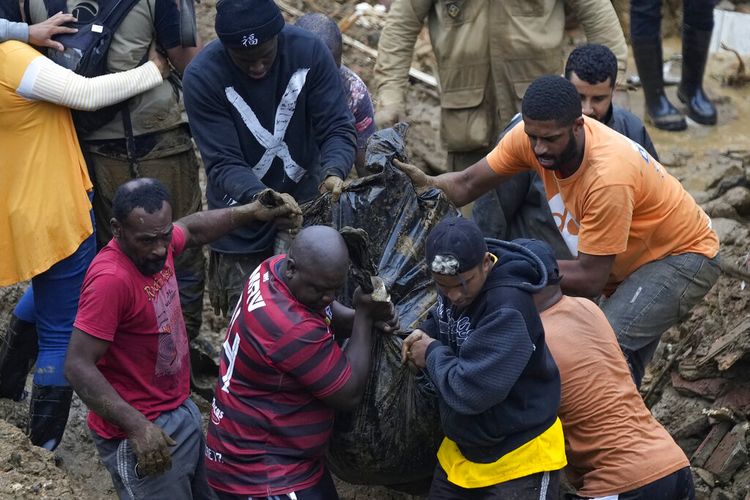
[0,314,38,401]
[27,384,73,451]
[677,25,718,125]
[632,39,687,131]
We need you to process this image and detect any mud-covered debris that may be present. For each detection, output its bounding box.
[303,124,459,488]
[714,383,750,415]
[255,188,286,207]
[362,122,409,174]
[340,226,377,294]
[671,373,729,400]
[678,319,750,378]
[0,419,85,498]
[721,43,749,87]
[703,423,748,483]
[692,421,733,467]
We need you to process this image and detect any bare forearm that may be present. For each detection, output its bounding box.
[342,311,374,394]
[66,364,148,434]
[433,171,478,207]
[330,301,355,338]
[180,204,258,247]
[167,36,203,75]
[558,260,606,298]
[434,170,506,208]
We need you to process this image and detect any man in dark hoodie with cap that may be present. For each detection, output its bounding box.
[183,0,357,318]
[402,217,565,499]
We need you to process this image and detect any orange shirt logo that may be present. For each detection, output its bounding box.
[547,193,580,256]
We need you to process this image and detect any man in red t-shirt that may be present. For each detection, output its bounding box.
[65,178,301,499]
[206,225,398,500]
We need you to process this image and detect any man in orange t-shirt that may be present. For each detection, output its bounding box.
[520,238,694,500]
[395,75,720,387]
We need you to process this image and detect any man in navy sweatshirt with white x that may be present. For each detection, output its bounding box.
[183,0,356,318]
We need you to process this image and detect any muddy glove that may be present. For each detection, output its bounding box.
[393,159,435,195]
[375,103,404,129]
[129,420,176,477]
[319,175,345,202]
[251,189,303,234]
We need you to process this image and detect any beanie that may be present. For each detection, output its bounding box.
[215,0,285,48]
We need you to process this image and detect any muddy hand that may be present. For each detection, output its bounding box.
[353,287,396,322]
[374,104,404,128]
[374,315,400,335]
[401,329,425,365]
[273,193,303,234]
[28,12,77,52]
[147,43,170,79]
[129,421,176,476]
[251,192,302,224]
[319,175,344,202]
[393,159,434,195]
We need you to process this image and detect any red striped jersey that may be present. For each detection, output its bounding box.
[206,255,352,496]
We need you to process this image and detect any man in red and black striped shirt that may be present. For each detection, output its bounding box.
[206,225,397,500]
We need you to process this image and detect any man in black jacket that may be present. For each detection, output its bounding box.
[402,217,565,499]
[565,43,658,160]
[183,0,356,317]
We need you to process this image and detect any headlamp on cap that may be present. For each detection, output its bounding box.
[425,217,488,276]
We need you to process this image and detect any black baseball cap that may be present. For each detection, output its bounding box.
[425,217,488,275]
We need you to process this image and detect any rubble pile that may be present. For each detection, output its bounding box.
[646,149,750,500]
[0,419,86,499]
[649,317,750,500]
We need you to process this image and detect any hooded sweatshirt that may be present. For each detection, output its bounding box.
[422,239,561,463]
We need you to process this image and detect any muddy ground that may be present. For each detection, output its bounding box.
[2,1,750,499]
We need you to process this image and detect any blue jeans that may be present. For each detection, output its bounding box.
[630,0,716,41]
[14,206,96,387]
[601,252,720,388]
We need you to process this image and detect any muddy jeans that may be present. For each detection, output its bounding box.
[92,398,216,500]
[84,126,205,340]
[208,250,273,317]
[428,466,559,500]
[601,252,721,388]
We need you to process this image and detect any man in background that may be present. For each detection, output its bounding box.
[296,13,376,176]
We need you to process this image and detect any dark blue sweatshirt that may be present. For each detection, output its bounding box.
[183,26,356,253]
[422,239,561,463]
[606,105,659,161]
